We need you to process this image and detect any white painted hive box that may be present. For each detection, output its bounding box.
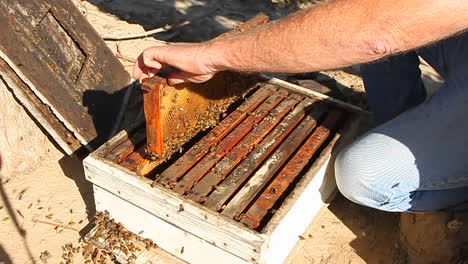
[84,79,364,264]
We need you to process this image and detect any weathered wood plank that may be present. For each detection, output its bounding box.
[171,89,288,194]
[0,0,130,147]
[203,98,314,211]
[240,110,343,228]
[221,105,326,219]
[119,144,146,172]
[105,127,146,163]
[186,94,301,203]
[0,57,81,155]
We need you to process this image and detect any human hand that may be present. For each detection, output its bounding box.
[132,43,219,85]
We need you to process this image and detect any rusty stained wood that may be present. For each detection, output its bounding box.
[221,104,327,219]
[119,144,147,172]
[157,87,273,186]
[105,128,146,163]
[186,94,302,203]
[240,109,344,229]
[171,89,288,195]
[203,98,315,212]
[118,142,166,176]
[0,0,130,148]
[141,78,164,157]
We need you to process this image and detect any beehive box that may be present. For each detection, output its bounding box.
[84,78,364,264]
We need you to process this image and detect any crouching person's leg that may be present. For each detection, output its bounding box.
[335,132,422,212]
[335,131,468,212]
[336,72,468,262]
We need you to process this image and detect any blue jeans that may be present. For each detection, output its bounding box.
[335,32,468,212]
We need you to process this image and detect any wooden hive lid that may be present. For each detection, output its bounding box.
[0,0,131,154]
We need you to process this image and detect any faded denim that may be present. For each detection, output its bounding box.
[335,32,468,212]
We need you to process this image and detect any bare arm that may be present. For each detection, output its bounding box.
[133,0,468,84]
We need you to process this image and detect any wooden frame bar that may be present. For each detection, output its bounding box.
[171,89,287,194]
[240,110,343,228]
[220,106,325,219]
[186,94,301,202]
[158,87,273,186]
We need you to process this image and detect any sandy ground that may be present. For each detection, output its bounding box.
[0,148,92,263]
[2,0,446,263]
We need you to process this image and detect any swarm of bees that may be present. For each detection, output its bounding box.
[60,211,158,264]
[163,99,231,160]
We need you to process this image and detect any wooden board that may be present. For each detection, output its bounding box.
[0,56,81,155]
[0,0,131,150]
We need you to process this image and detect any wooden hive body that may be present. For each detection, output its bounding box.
[84,78,364,264]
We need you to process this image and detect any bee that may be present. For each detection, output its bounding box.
[46,214,53,219]
[178,204,184,212]
[180,246,185,254]
[18,188,27,200]
[16,209,24,218]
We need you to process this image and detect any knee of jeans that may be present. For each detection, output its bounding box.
[334,138,394,208]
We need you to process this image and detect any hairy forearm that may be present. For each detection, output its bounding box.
[204,0,468,73]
